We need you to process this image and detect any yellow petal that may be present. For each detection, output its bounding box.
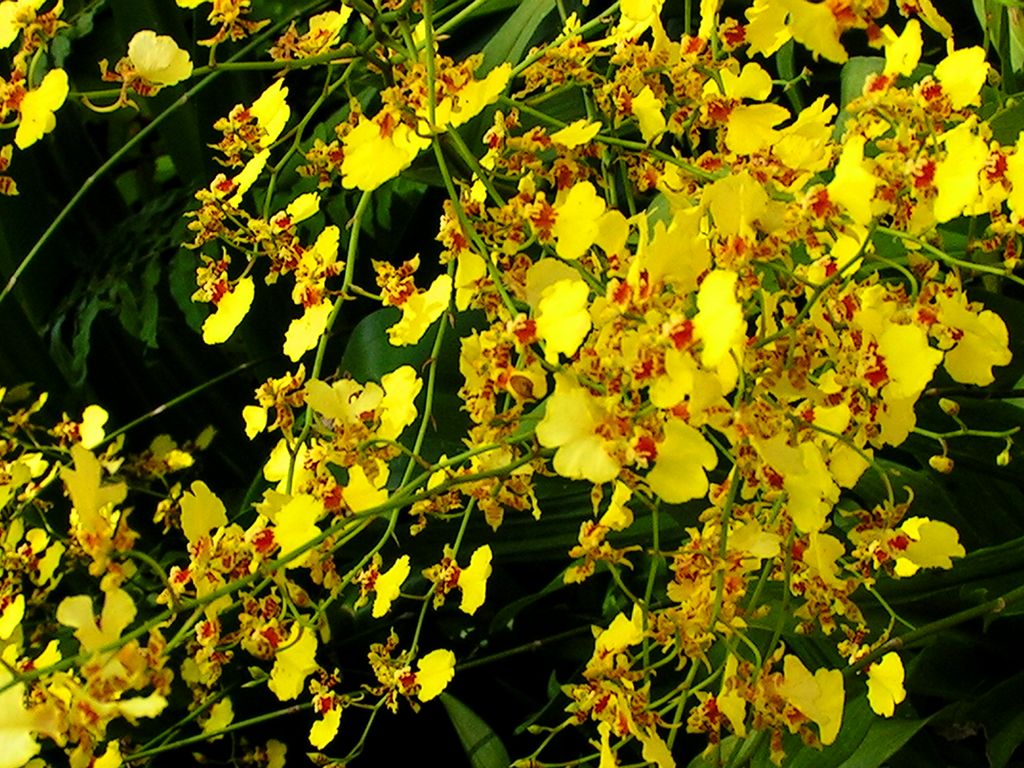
[775,96,837,172]
[552,181,606,260]
[99,588,137,645]
[268,625,318,701]
[828,135,878,225]
[719,62,773,101]
[698,0,722,39]
[343,464,388,513]
[283,192,320,225]
[93,742,122,768]
[0,677,40,768]
[718,689,747,737]
[242,405,268,439]
[342,119,428,191]
[309,707,341,749]
[308,10,351,50]
[15,68,68,149]
[599,482,633,530]
[639,728,676,768]
[550,119,601,148]
[935,47,988,110]
[454,249,486,310]
[525,258,580,310]
[202,276,255,344]
[61,444,127,528]
[372,555,410,618]
[458,545,493,616]
[878,322,942,399]
[379,365,422,440]
[725,103,789,155]
[598,722,617,768]
[694,270,743,368]
[201,697,235,735]
[933,120,989,223]
[79,405,109,449]
[387,274,452,346]
[251,79,290,144]
[704,171,768,238]
[646,421,717,504]
[118,693,168,721]
[866,652,906,717]
[312,225,340,263]
[229,150,269,205]
[595,605,644,654]
[274,494,323,568]
[894,517,964,576]
[756,436,838,532]
[446,63,511,128]
[787,0,846,63]
[266,740,287,768]
[632,86,666,143]
[57,588,136,652]
[938,296,1011,386]
[416,648,456,701]
[744,0,791,58]
[536,279,591,363]
[127,30,193,86]
[180,480,228,547]
[883,20,922,77]
[803,532,845,587]
[536,375,619,485]
[0,595,24,642]
[786,443,839,533]
[779,654,844,745]
[283,300,334,362]
[911,0,952,38]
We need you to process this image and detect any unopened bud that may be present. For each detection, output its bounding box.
[997,448,1012,467]
[938,398,959,417]
[929,455,954,474]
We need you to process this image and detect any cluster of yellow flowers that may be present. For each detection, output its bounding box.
[1,0,1021,766]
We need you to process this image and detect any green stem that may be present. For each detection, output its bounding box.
[876,226,1024,289]
[641,498,662,671]
[435,0,493,36]
[100,359,260,446]
[510,4,621,78]
[133,687,232,755]
[287,188,373,493]
[121,549,180,610]
[708,468,741,630]
[914,425,1020,441]
[123,701,311,763]
[0,4,321,308]
[399,282,451,487]
[847,582,1024,675]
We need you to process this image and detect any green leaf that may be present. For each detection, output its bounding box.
[832,710,930,768]
[70,298,108,387]
[169,250,206,331]
[440,693,511,768]
[839,57,884,110]
[480,0,556,73]
[489,571,569,634]
[747,698,931,768]
[341,308,487,461]
[988,709,1024,768]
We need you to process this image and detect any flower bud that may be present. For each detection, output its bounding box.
[997,448,1012,467]
[929,455,954,474]
[938,398,959,417]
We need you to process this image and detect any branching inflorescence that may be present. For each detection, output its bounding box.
[1,1,1022,766]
